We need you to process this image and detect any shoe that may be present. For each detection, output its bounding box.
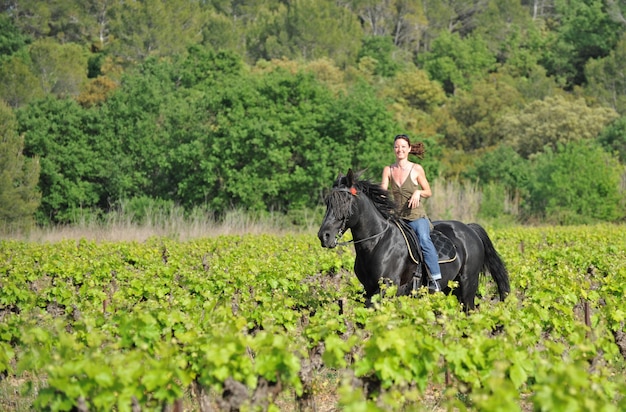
[427,278,441,293]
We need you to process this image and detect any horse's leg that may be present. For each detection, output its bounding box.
[364,295,373,308]
[454,268,479,312]
[462,275,478,312]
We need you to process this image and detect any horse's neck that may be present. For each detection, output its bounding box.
[351,199,388,240]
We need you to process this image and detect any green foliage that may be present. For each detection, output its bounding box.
[17,97,111,223]
[321,80,398,182]
[15,48,402,221]
[478,182,520,227]
[499,95,619,158]
[388,69,446,112]
[419,32,497,94]
[0,50,45,108]
[473,0,535,60]
[0,13,30,57]
[199,11,245,55]
[585,32,626,115]
[106,0,207,62]
[357,36,401,77]
[441,76,523,150]
[252,0,362,67]
[0,100,40,231]
[2,227,626,409]
[540,0,621,89]
[597,115,626,163]
[4,0,626,225]
[28,39,89,97]
[97,56,185,203]
[350,0,426,52]
[0,38,88,108]
[526,140,624,224]
[495,26,562,102]
[466,145,529,193]
[198,67,341,211]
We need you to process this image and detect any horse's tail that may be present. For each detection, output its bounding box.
[468,223,510,301]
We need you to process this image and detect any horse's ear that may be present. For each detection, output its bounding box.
[333,171,345,187]
[346,168,355,186]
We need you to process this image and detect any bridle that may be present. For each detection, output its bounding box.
[327,187,391,247]
[336,221,390,246]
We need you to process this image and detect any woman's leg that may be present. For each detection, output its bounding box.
[409,218,442,281]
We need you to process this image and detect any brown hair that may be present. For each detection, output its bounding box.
[394,134,425,158]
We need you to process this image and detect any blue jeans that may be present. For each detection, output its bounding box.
[408,218,441,280]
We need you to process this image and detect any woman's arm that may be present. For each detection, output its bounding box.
[381,166,391,190]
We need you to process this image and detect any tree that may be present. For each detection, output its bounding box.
[387,68,446,112]
[420,0,491,45]
[96,56,181,203]
[526,140,625,223]
[419,32,496,94]
[440,75,523,150]
[107,0,207,62]
[357,35,402,77]
[466,144,529,190]
[381,68,447,138]
[0,50,44,108]
[28,39,89,97]
[539,0,622,89]
[1,0,56,38]
[0,100,40,231]
[251,0,363,67]
[585,32,626,115]
[499,95,619,158]
[322,80,400,182]
[76,0,117,50]
[597,115,626,163]
[18,97,111,223]
[199,11,246,55]
[473,0,536,59]
[349,0,427,52]
[0,12,30,57]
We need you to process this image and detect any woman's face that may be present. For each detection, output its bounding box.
[394,138,410,160]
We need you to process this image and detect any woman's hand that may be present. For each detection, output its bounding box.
[408,190,421,208]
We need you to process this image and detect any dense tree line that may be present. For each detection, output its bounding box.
[1,0,626,228]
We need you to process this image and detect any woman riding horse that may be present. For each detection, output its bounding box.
[318,169,510,310]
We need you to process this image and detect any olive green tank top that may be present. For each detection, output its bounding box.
[388,165,428,221]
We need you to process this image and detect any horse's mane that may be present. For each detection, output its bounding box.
[353,177,419,254]
[327,171,398,221]
[353,178,397,220]
[327,170,415,248]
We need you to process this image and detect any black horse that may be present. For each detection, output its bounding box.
[317,169,510,310]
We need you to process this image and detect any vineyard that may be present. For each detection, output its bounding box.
[1,225,625,411]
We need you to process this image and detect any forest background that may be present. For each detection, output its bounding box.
[2,0,626,236]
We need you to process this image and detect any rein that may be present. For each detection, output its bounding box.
[336,221,390,246]
[330,194,419,264]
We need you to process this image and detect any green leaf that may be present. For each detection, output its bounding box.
[509,362,527,388]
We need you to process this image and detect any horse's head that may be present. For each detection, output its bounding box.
[317,169,360,248]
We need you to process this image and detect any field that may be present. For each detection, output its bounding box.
[1,224,625,411]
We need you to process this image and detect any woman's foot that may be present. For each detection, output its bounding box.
[427,277,441,292]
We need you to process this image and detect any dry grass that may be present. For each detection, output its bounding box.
[2,180,500,243]
[428,179,481,222]
[2,208,322,243]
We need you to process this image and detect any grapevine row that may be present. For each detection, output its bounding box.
[1,226,625,411]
